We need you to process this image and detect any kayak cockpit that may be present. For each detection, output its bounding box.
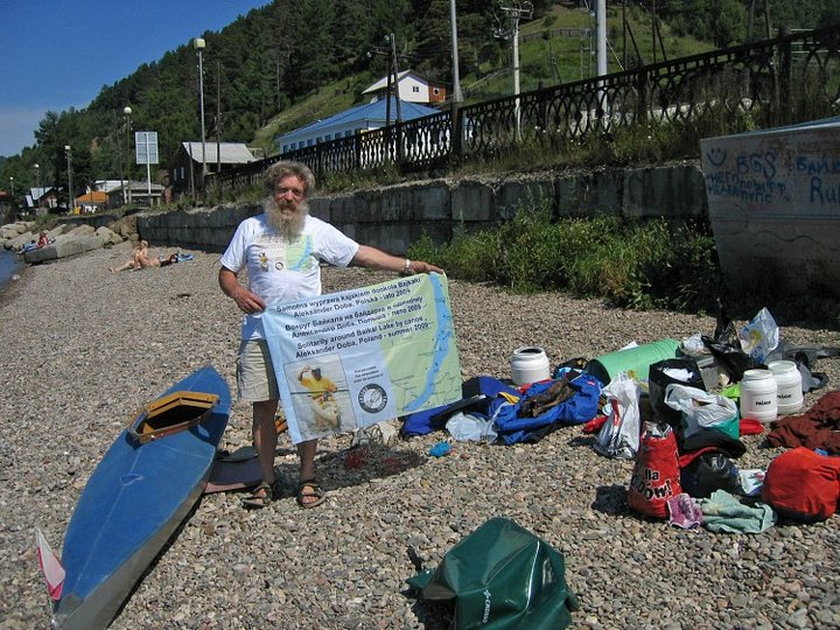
[127,391,220,444]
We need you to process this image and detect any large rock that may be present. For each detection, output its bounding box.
[95,226,123,246]
[24,235,104,264]
[24,226,109,264]
[0,221,35,238]
[6,231,36,251]
[109,214,139,240]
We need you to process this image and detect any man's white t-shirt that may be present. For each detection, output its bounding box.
[220,213,359,340]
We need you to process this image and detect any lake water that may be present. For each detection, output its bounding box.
[0,249,24,294]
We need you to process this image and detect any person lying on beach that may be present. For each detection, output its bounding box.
[110,240,179,272]
[109,240,150,272]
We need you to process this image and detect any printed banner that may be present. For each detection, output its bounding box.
[263,273,462,444]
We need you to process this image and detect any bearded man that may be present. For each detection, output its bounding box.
[218,160,442,509]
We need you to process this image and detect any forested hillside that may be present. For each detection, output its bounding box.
[3,0,838,199]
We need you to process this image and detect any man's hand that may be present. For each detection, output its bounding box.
[408,260,444,275]
[230,285,266,314]
[219,267,266,314]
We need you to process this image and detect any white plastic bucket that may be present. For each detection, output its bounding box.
[768,360,804,415]
[739,369,778,423]
[511,346,550,386]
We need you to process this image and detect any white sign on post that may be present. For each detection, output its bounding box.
[134,131,159,204]
[135,131,159,164]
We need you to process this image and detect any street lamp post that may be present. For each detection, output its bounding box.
[33,163,41,210]
[193,38,208,191]
[123,107,133,204]
[64,145,74,214]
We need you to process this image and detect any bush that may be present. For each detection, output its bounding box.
[409,198,722,313]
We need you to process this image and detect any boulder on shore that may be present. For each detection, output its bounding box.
[24,225,115,264]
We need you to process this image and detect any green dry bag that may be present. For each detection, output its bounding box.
[406,517,579,629]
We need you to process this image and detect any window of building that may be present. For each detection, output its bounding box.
[412,86,420,93]
[307,139,313,147]
[344,130,352,137]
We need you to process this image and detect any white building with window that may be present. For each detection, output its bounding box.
[361,70,446,104]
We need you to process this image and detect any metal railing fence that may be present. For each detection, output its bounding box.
[217,27,839,190]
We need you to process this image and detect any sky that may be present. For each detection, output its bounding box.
[0,0,273,157]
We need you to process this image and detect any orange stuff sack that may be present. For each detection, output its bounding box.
[628,422,682,519]
[760,447,840,522]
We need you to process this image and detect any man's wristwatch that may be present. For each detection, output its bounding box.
[402,258,413,275]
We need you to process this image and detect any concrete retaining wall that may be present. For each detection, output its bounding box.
[138,164,707,254]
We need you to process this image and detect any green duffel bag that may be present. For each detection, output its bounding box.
[406,517,579,629]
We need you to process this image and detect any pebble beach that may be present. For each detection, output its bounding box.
[1,240,838,629]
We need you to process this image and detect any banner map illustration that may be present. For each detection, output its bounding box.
[263,273,461,444]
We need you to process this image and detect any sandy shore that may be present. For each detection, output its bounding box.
[1,240,838,629]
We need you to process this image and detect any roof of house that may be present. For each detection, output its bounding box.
[105,181,166,194]
[362,70,429,94]
[29,187,56,199]
[25,187,57,208]
[94,180,127,193]
[179,142,258,164]
[277,97,440,142]
[75,191,108,203]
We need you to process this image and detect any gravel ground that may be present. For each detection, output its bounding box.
[1,240,838,630]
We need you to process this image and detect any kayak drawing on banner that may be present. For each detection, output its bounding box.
[263,273,461,444]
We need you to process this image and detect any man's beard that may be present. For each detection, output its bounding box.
[264,196,308,238]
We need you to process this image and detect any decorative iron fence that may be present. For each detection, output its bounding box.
[217,27,839,190]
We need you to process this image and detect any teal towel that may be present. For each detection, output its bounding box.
[698,489,776,534]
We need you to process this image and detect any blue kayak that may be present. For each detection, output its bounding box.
[52,365,231,629]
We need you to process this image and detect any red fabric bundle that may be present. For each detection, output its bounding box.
[760,447,840,522]
[628,424,682,519]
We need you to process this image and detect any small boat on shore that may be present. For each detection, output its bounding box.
[41,365,231,629]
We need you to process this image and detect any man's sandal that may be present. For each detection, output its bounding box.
[241,481,276,509]
[296,479,326,509]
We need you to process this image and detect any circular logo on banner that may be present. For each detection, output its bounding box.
[358,384,388,413]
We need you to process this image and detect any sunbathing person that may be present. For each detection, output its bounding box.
[110,240,180,272]
[134,250,178,269]
[110,240,150,273]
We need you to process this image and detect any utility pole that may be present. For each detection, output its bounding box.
[622,0,627,70]
[388,33,402,123]
[596,0,607,77]
[385,49,392,129]
[449,0,463,104]
[651,0,657,64]
[498,1,533,140]
[216,59,222,191]
[64,145,74,214]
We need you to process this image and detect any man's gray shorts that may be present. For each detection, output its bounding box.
[236,339,279,402]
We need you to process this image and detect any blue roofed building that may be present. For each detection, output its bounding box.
[276,97,440,155]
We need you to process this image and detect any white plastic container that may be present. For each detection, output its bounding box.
[511,346,550,386]
[739,369,778,423]
[768,360,804,415]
